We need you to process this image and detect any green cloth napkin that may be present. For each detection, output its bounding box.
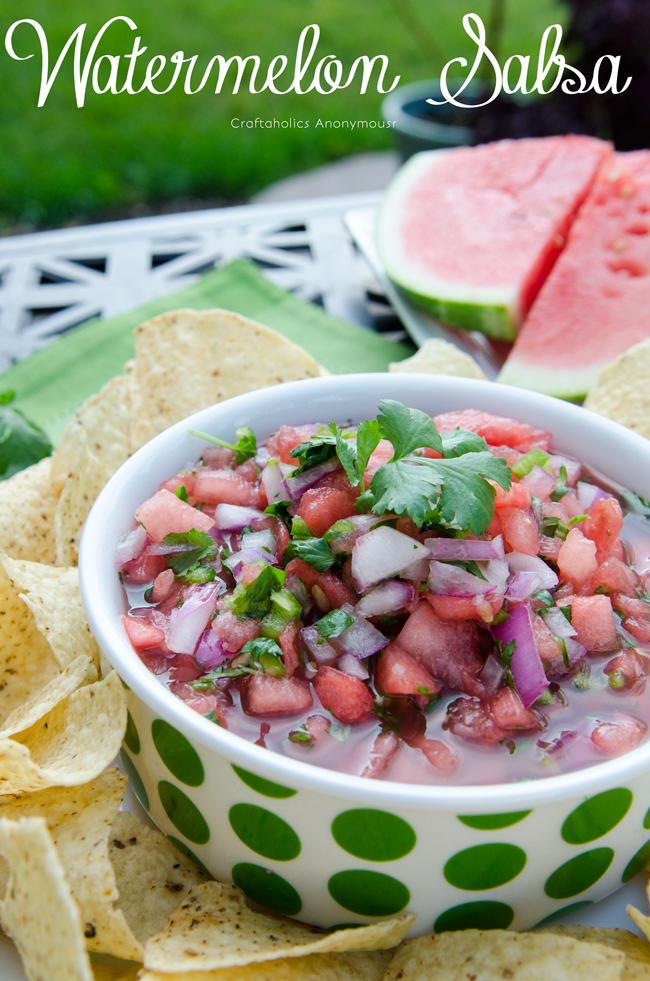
[0,258,413,444]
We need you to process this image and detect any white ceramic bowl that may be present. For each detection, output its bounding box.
[80,374,650,935]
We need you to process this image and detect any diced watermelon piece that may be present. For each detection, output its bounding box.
[235,459,259,483]
[138,650,171,675]
[242,674,313,716]
[396,601,483,695]
[304,714,332,742]
[364,439,395,488]
[538,535,563,562]
[136,489,215,543]
[279,620,302,677]
[374,643,442,696]
[201,446,235,468]
[158,473,195,497]
[168,680,230,721]
[571,594,617,652]
[557,528,599,586]
[211,612,259,653]
[532,614,564,662]
[582,498,624,561]
[499,507,539,555]
[409,733,458,772]
[591,718,647,756]
[604,650,648,690]
[296,486,357,538]
[493,481,531,510]
[121,614,165,650]
[192,470,264,508]
[168,653,202,682]
[252,515,290,560]
[444,696,507,743]
[313,666,374,724]
[151,569,175,604]
[122,551,168,583]
[284,558,357,610]
[612,593,650,643]
[591,557,640,597]
[433,410,552,453]
[426,592,504,624]
[488,687,543,730]
[361,730,400,779]
[266,425,315,465]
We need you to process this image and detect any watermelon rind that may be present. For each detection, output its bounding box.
[498,360,598,402]
[376,151,520,342]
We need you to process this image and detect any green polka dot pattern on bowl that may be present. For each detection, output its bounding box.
[158,780,210,845]
[622,839,650,883]
[152,719,204,787]
[232,863,302,916]
[331,809,416,862]
[561,789,632,845]
[231,765,296,799]
[535,901,593,927]
[124,711,140,755]
[120,749,149,812]
[328,870,410,917]
[457,811,531,831]
[544,848,614,899]
[167,836,213,878]
[444,843,527,891]
[434,901,514,933]
[229,803,301,861]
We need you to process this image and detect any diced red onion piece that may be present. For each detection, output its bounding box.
[214,503,265,531]
[145,542,200,556]
[255,446,271,467]
[195,630,228,670]
[285,573,313,615]
[301,625,337,665]
[428,560,494,597]
[424,535,505,561]
[478,558,510,594]
[400,557,431,580]
[167,583,220,655]
[282,457,341,502]
[355,580,415,617]
[115,525,148,565]
[479,654,506,696]
[227,548,274,581]
[261,461,295,505]
[564,638,587,666]
[331,603,389,659]
[546,455,582,486]
[577,481,610,509]
[337,653,369,680]
[521,465,556,501]
[542,607,578,639]
[505,571,539,602]
[352,526,431,591]
[506,552,558,591]
[241,528,277,554]
[329,513,387,553]
[492,603,548,708]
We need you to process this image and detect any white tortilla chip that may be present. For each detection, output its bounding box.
[144,880,415,972]
[51,375,131,494]
[0,816,94,981]
[383,930,624,981]
[0,655,92,739]
[55,429,108,566]
[128,308,323,451]
[0,670,126,796]
[584,338,650,439]
[138,950,392,981]
[0,553,99,676]
[389,339,486,379]
[0,457,58,564]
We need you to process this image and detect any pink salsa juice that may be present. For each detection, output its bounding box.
[117,405,650,786]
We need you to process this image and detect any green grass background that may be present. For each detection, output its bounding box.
[0,0,564,229]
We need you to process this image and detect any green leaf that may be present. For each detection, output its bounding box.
[263,501,292,527]
[532,589,554,610]
[178,566,216,585]
[290,516,312,539]
[288,432,337,474]
[283,537,335,572]
[511,448,551,479]
[569,513,589,525]
[621,490,650,518]
[377,399,443,459]
[162,529,218,576]
[190,662,258,688]
[205,709,222,726]
[241,636,287,675]
[354,488,374,513]
[0,398,52,481]
[315,608,354,638]
[332,421,359,486]
[440,428,489,458]
[343,418,383,488]
[231,565,286,615]
[189,426,256,466]
[323,519,355,543]
[174,484,189,503]
[550,465,568,502]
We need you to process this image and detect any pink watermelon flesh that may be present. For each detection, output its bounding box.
[377,136,611,340]
[499,150,650,399]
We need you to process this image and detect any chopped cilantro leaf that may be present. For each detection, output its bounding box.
[190,662,258,688]
[315,608,354,638]
[288,725,313,746]
[550,465,569,501]
[162,529,218,579]
[241,636,286,675]
[290,516,312,539]
[532,589,554,610]
[264,501,292,527]
[323,519,355,543]
[288,432,337,474]
[0,390,52,480]
[377,399,443,458]
[231,565,286,616]
[283,536,335,572]
[174,484,189,503]
[496,639,516,689]
[189,426,256,466]
[205,709,221,726]
[440,428,489,458]
[569,514,589,525]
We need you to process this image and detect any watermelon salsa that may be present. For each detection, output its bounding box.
[117,402,650,786]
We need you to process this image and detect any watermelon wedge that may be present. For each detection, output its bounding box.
[499,151,650,399]
[375,136,611,341]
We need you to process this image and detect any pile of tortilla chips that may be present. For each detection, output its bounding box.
[1,305,650,981]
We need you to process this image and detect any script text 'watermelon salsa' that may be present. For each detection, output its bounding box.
[117,402,650,786]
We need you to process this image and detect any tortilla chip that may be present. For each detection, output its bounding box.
[55,429,108,566]
[584,338,650,439]
[51,375,131,494]
[0,457,58,564]
[0,553,99,676]
[0,564,60,727]
[92,962,140,981]
[542,925,650,963]
[0,670,126,795]
[389,339,486,380]
[138,950,392,981]
[128,309,322,451]
[143,880,415,972]
[0,816,94,981]
[108,810,207,948]
[0,655,92,739]
[383,930,624,981]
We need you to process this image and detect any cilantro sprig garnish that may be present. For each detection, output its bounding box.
[190,426,256,465]
[315,608,354,638]
[162,529,218,583]
[283,536,335,572]
[229,565,286,616]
